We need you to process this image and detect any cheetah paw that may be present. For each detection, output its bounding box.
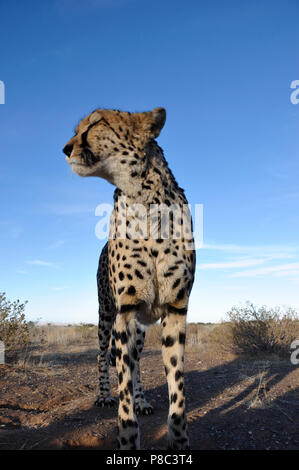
[94,396,117,408]
[168,439,190,450]
[135,402,154,416]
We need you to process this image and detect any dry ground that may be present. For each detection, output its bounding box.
[0,324,298,450]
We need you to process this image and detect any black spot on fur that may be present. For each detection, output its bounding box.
[162,336,174,347]
[120,332,128,344]
[123,405,129,414]
[134,269,143,279]
[123,354,130,366]
[127,380,133,394]
[175,370,183,381]
[179,332,186,344]
[170,356,177,367]
[171,392,178,403]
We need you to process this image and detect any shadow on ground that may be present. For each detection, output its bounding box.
[0,352,298,450]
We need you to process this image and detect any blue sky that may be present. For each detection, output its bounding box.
[0,0,299,324]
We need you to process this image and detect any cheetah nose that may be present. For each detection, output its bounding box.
[63,144,73,157]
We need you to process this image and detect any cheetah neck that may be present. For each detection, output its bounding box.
[113,141,187,208]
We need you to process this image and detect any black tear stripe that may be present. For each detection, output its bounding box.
[80,116,121,166]
[80,119,102,166]
[81,119,102,148]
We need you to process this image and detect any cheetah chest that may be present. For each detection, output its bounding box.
[108,238,193,318]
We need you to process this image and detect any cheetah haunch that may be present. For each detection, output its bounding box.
[63,107,196,450]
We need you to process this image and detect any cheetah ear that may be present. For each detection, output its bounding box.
[135,107,166,139]
[150,107,166,138]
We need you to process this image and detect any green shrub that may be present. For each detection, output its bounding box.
[227,302,299,357]
[0,292,29,349]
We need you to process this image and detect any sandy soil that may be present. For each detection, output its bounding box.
[0,343,298,450]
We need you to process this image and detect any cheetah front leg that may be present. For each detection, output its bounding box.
[161,308,189,450]
[94,245,117,408]
[134,324,153,416]
[103,321,153,415]
[94,313,117,408]
[115,312,140,450]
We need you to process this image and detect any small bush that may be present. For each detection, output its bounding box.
[0,292,29,350]
[75,323,97,339]
[227,302,299,357]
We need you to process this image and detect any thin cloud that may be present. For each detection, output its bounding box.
[47,239,66,249]
[51,286,70,291]
[10,227,24,239]
[230,262,299,278]
[0,221,24,239]
[273,269,299,278]
[202,242,299,255]
[271,191,299,202]
[200,259,267,270]
[199,243,299,283]
[16,269,28,275]
[27,259,59,268]
[45,203,95,216]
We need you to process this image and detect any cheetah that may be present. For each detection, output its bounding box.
[63,107,196,450]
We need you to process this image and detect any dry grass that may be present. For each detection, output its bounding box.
[5,323,98,372]
[27,314,298,357]
[6,301,299,367]
[23,322,231,354]
[29,323,98,347]
[247,369,270,409]
[144,322,226,351]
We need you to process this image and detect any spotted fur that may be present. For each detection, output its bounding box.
[63,107,196,450]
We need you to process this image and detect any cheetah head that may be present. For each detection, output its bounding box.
[63,107,166,186]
